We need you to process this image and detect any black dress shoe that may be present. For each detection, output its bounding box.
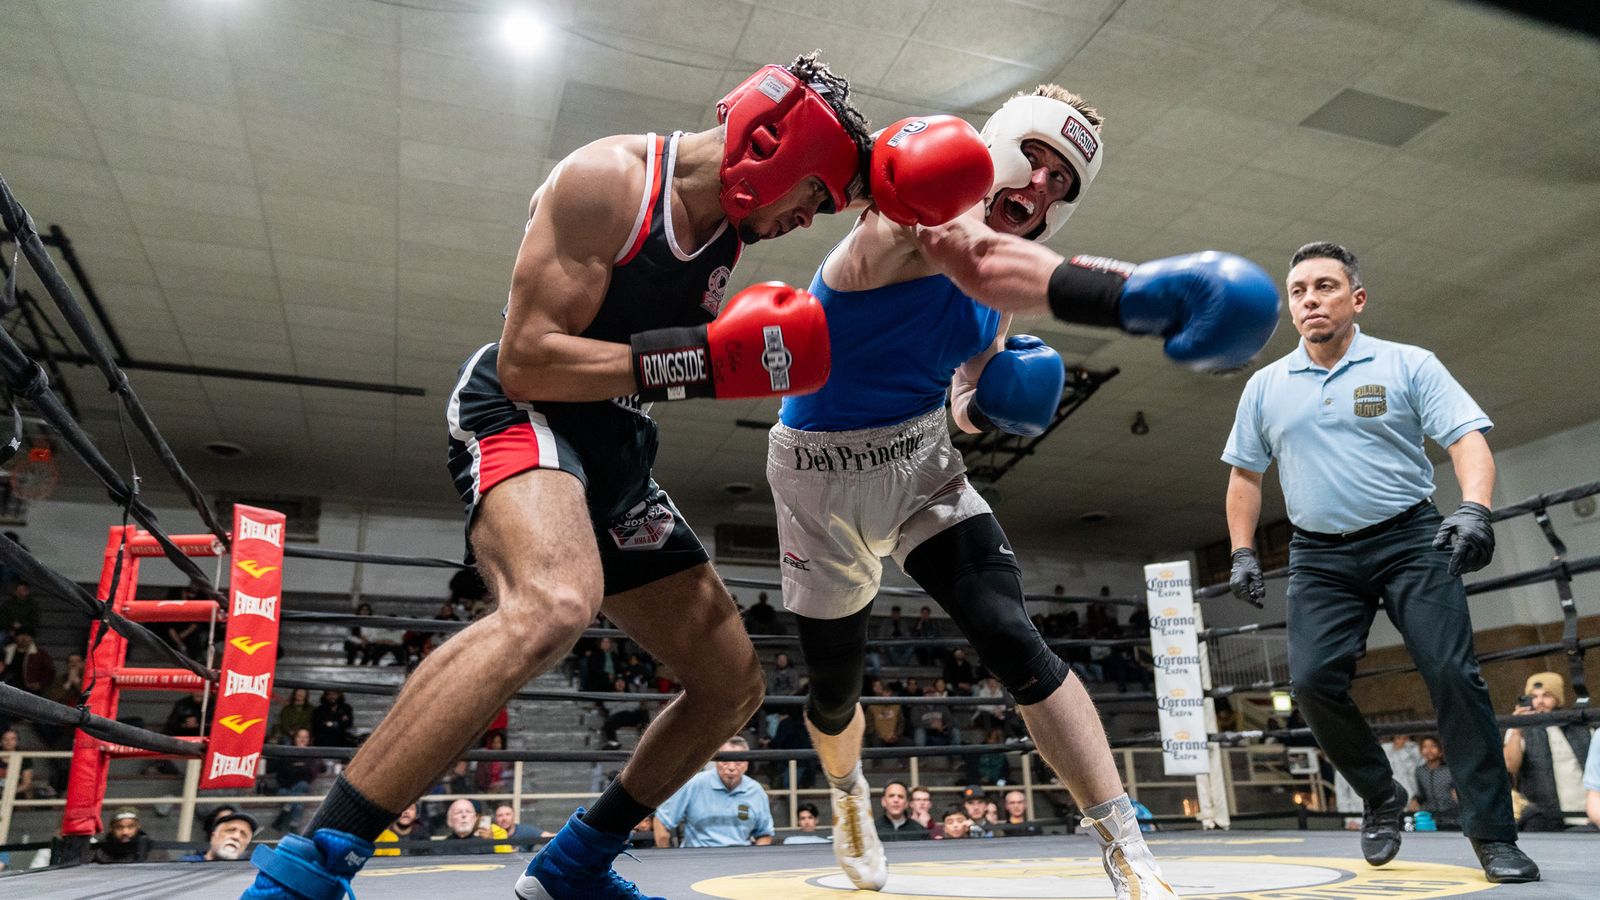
[1470,839,1541,883]
[1359,780,1408,866]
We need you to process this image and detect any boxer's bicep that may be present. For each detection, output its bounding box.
[498,149,639,400]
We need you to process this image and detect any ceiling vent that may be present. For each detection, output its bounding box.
[1300,89,1446,147]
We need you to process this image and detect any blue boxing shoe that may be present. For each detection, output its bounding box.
[240,829,373,899]
[515,809,663,900]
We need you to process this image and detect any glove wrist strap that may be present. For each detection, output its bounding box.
[964,400,994,433]
[1047,256,1131,328]
[630,326,713,402]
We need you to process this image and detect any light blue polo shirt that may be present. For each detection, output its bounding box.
[1583,731,1600,793]
[655,769,774,848]
[1222,327,1491,533]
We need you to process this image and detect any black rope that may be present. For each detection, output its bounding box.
[279,611,1163,650]
[284,544,465,569]
[1530,503,1587,709]
[1197,485,1600,603]
[1490,481,1600,521]
[1219,705,1600,747]
[262,739,1052,764]
[0,318,222,599]
[269,673,1154,707]
[0,532,213,682]
[0,682,202,756]
[277,548,1149,607]
[0,174,231,546]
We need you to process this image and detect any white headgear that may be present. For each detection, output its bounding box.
[980,94,1103,242]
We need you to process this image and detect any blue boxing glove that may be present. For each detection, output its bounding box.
[967,335,1065,436]
[1046,252,1280,371]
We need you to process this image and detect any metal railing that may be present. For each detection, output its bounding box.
[1207,633,1291,691]
[0,745,1330,852]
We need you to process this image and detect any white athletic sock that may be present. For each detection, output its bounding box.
[1085,793,1133,822]
[826,762,864,794]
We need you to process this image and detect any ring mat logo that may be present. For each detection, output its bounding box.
[693,854,1496,899]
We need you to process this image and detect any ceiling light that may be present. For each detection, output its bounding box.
[204,441,248,460]
[502,8,546,55]
[1130,411,1149,436]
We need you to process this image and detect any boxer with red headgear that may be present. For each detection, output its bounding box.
[241,52,991,900]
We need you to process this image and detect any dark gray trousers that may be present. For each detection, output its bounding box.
[1287,504,1517,842]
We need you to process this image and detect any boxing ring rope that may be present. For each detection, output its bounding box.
[0,317,222,598]
[280,545,1150,607]
[0,684,201,759]
[1193,480,1600,604]
[0,531,213,682]
[0,172,232,549]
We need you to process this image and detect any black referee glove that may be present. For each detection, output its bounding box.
[1432,501,1495,576]
[1228,548,1265,608]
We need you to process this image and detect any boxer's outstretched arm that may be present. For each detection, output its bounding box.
[913,215,1058,315]
[498,145,642,402]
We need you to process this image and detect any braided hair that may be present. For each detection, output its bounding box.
[785,50,874,160]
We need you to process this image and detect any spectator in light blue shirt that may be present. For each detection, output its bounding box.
[654,737,774,848]
[1222,242,1536,884]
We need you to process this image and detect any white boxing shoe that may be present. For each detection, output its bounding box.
[1082,802,1180,900]
[830,773,888,890]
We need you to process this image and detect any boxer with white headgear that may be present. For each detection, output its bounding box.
[770,84,1276,900]
[980,90,1104,240]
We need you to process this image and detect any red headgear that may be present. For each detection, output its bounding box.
[716,65,863,225]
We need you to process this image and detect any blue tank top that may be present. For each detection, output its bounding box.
[780,258,1001,431]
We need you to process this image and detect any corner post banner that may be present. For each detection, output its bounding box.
[61,526,142,836]
[1145,560,1210,775]
[201,505,284,789]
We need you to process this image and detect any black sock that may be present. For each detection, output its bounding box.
[582,781,654,837]
[305,775,401,844]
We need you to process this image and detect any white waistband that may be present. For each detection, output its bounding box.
[769,407,948,474]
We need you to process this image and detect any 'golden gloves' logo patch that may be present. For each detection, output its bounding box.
[218,714,264,735]
[1354,384,1387,417]
[229,636,274,656]
[236,559,279,579]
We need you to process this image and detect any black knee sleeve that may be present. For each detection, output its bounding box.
[903,514,1068,706]
[796,604,872,735]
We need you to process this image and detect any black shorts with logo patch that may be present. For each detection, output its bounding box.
[446,343,709,596]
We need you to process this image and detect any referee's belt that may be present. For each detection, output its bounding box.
[1293,499,1433,543]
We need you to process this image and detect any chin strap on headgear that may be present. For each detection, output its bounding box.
[980,94,1104,242]
[716,65,864,226]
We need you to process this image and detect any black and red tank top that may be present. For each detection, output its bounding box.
[578,132,743,344]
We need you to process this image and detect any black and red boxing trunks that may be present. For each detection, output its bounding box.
[446,342,709,595]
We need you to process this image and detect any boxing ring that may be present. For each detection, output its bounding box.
[2,165,1599,900]
[12,831,1597,899]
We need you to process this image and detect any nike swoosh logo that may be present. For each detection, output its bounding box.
[999,544,1014,556]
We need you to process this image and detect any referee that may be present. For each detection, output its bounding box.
[1221,242,1538,883]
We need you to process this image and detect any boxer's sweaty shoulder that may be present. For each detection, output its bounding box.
[822,205,981,292]
[527,134,649,259]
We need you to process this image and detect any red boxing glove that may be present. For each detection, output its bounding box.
[870,116,994,227]
[630,282,830,401]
